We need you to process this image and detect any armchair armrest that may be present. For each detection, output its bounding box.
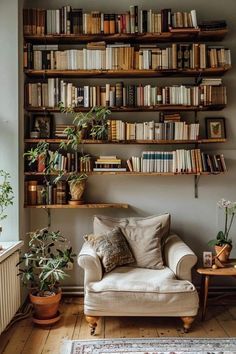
[78,242,103,288]
[164,234,197,281]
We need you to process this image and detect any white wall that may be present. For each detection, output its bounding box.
[24,0,236,287]
[0,0,19,242]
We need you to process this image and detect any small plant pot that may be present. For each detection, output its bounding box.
[37,155,46,173]
[215,244,232,262]
[29,289,62,322]
[69,179,86,203]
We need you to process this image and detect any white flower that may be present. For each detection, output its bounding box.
[217,198,233,208]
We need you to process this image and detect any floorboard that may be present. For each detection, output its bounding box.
[1,297,235,354]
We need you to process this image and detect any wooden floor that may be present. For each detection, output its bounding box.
[1,296,236,354]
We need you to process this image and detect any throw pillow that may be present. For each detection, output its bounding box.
[119,223,164,269]
[84,228,135,273]
[93,214,170,243]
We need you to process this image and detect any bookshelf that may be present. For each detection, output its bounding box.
[24,67,231,78]
[23,6,231,204]
[24,29,228,43]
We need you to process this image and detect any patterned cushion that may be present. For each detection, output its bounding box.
[84,228,135,273]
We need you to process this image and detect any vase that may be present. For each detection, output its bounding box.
[215,244,232,262]
[69,179,86,204]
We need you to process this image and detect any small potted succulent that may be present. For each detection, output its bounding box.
[0,170,14,248]
[18,228,75,324]
[208,198,236,262]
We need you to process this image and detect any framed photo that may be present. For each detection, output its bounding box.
[32,115,52,138]
[203,251,213,268]
[205,117,226,139]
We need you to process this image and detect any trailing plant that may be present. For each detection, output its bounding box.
[18,228,76,296]
[0,170,14,222]
[59,104,111,149]
[24,142,62,175]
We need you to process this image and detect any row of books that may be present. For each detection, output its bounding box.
[128,150,226,173]
[25,180,69,205]
[107,120,200,141]
[25,80,227,108]
[32,151,93,173]
[23,7,199,35]
[24,42,232,71]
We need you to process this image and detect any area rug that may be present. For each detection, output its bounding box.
[60,338,236,354]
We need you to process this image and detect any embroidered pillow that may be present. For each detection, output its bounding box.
[84,228,135,273]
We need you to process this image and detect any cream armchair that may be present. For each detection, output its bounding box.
[78,233,199,335]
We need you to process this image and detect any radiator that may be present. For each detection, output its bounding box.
[0,251,21,334]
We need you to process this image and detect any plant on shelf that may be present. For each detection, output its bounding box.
[67,173,88,205]
[208,198,236,262]
[0,170,14,247]
[59,104,111,144]
[24,141,62,175]
[17,228,75,324]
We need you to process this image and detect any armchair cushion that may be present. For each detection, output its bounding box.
[85,266,198,317]
[93,214,170,242]
[84,228,135,273]
[120,223,164,269]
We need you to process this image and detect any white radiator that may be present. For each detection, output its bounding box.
[0,250,21,334]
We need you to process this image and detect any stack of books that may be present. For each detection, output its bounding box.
[54,124,75,138]
[93,156,126,171]
[199,20,227,31]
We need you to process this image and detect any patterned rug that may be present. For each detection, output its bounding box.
[60,338,236,354]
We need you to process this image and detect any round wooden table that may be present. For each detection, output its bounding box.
[197,260,236,320]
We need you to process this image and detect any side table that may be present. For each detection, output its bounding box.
[197,259,236,320]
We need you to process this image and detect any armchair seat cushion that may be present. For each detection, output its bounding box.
[85,266,199,317]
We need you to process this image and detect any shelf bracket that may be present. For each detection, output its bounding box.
[44,208,51,228]
[194,175,201,198]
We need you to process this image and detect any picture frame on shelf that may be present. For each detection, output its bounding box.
[205,117,226,139]
[203,251,213,268]
[31,115,52,138]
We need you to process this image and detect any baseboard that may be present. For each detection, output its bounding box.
[61,286,84,295]
[61,285,236,296]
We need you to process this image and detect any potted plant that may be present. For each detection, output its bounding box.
[67,173,88,205]
[59,104,111,143]
[208,198,236,262]
[0,170,14,248]
[18,228,75,324]
[24,141,62,174]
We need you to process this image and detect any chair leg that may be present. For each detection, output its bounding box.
[181,316,195,333]
[85,316,100,335]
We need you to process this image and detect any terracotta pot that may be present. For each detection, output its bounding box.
[37,155,45,173]
[69,179,86,201]
[215,244,232,263]
[29,289,61,320]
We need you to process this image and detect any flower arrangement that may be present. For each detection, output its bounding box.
[208,198,236,247]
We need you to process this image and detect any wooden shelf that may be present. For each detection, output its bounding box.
[25,105,226,112]
[24,67,231,78]
[24,171,224,176]
[24,203,129,209]
[24,29,228,43]
[24,138,227,144]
